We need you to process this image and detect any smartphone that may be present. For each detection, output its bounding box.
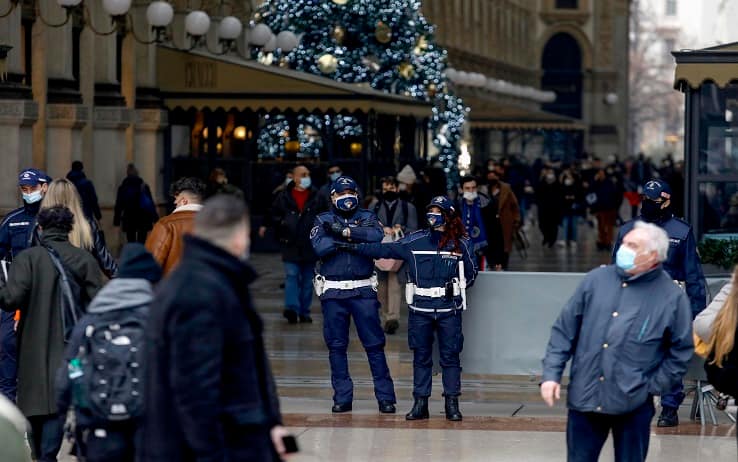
[282,435,299,454]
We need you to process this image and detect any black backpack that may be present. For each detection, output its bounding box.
[70,308,147,423]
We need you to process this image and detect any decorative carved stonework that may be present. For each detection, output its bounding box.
[596,1,613,67]
[46,104,88,129]
[93,107,132,129]
[136,109,168,131]
[0,100,38,126]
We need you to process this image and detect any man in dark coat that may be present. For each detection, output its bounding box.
[259,164,321,324]
[66,161,102,221]
[113,164,158,243]
[0,206,102,462]
[140,195,289,462]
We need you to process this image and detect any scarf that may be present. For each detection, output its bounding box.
[461,199,487,252]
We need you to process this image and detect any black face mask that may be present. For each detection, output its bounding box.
[383,191,399,202]
[640,200,669,222]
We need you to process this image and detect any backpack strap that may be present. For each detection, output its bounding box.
[45,245,82,339]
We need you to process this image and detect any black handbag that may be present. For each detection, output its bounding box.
[45,246,85,342]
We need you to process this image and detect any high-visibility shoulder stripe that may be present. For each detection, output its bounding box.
[411,250,462,256]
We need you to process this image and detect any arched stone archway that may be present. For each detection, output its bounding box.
[541,32,583,119]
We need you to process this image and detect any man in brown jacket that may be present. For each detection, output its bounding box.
[145,177,206,274]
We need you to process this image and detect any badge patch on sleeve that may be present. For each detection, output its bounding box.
[310,226,319,239]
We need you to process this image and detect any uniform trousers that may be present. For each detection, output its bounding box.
[0,311,17,401]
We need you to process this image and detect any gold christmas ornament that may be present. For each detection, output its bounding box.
[331,0,349,4]
[332,25,346,44]
[361,55,381,73]
[279,57,289,68]
[427,83,437,97]
[349,142,363,156]
[285,140,301,155]
[414,35,428,55]
[398,62,414,80]
[317,53,338,74]
[375,21,392,44]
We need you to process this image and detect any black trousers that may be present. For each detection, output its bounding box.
[28,413,66,462]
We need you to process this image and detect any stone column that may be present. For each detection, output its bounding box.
[0,100,38,212]
[45,104,88,180]
[134,109,168,202]
[0,2,31,98]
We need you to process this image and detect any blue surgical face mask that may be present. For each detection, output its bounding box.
[329,171,342,182]
[334,193,358,212]
[426,212,445,229]
[22,190,43,204]
[299,177,312,189]
[615,246,638,271]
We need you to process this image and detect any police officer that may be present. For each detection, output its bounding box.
[339,196,478,421]
[310,176,397,414]
[612,178,706,427]
[0,168,51,401]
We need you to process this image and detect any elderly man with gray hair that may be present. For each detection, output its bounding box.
[540,221,693,462]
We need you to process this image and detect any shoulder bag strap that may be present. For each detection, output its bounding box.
[45,246,81,334]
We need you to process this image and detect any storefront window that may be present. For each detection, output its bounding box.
[698,182,738,236]
[697,83,738,175]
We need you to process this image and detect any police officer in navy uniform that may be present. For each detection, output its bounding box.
[0,168,51,401]
[310,176,397,414]
[338,196,478,421]
[612,178,706,427]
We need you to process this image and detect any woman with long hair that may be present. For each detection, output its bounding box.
[338,196,478,421]
[703,268,738,395]
[40,179,118,278]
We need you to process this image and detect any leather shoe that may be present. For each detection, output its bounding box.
[378,401,396,414]
[405,397,429,420]
[657,407,679,427]
[299,315,313,323]
[332,402,352,413]
[283,309,298,324]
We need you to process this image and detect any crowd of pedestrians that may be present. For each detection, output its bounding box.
[0,149,736,462]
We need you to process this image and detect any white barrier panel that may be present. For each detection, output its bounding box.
[462,271,730,376]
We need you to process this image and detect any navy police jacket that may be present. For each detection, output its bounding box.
[613,216,706,317]
[311,208,383,299]
[354,229,478,311]
[0,202,40,261]
[542,265,693,415]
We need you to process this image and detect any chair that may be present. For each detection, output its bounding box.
[684,354,736,425]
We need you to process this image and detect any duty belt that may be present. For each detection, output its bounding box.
[409,305,458,313]
[323,278,374,290]
[414,286,454,298]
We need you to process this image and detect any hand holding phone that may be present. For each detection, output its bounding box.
[271,426,299,457]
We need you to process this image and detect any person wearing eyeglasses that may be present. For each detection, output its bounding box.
[612,178,706,427]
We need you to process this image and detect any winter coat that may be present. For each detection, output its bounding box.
[265,184,320,264]
[67,170,102,221]
[0,229,102,417]
[694,281,732,343]
[0,201,41,261]
[369,197,418,233]
[139,236,282,462]
[145,204,202,274]
[589,178,621,213]
[705,325,738,397]
[542,264,693,415]
[114,175,157,232]
[88,217,118,278]
[56,278,153,429]
[488,182,521,254]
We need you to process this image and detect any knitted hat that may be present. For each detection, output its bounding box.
[396,164,417,185]
[117,243,163,283]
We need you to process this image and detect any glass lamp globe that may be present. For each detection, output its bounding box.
[249,23,272,46]
[185,10,211,37]
[276,31,299,52]
[218,16,243,41]
[146,1,174,27]
[102,0,131,16]
[57,0,82,7]
[263,33,277,52]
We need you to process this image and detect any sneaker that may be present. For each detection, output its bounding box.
[283,309,298,324]
[555,240,566,248]
[384,320,399,335]
[657,407,679,427]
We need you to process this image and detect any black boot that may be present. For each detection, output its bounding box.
[657,406,679,427]
[405,397,429,420]
[444,396,462,421]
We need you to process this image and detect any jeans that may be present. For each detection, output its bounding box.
[567,399,655,462]
[0,311,17,401]
[560,215,579,242]
[321,297,396,404]
[28,413,66,462]
[284,261,314,316]
[660,382,685,410]
[408,310,464,398]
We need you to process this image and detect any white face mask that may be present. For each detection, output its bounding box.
[462,191,478,202]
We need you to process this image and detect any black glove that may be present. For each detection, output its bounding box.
[334,242,357,252]
[324,221,347,237]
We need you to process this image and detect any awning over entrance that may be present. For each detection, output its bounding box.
[156,47,432,117]
[460,90,583,131]
[673,42,738,90]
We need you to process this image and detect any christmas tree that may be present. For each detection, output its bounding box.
[252,0,466,191]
